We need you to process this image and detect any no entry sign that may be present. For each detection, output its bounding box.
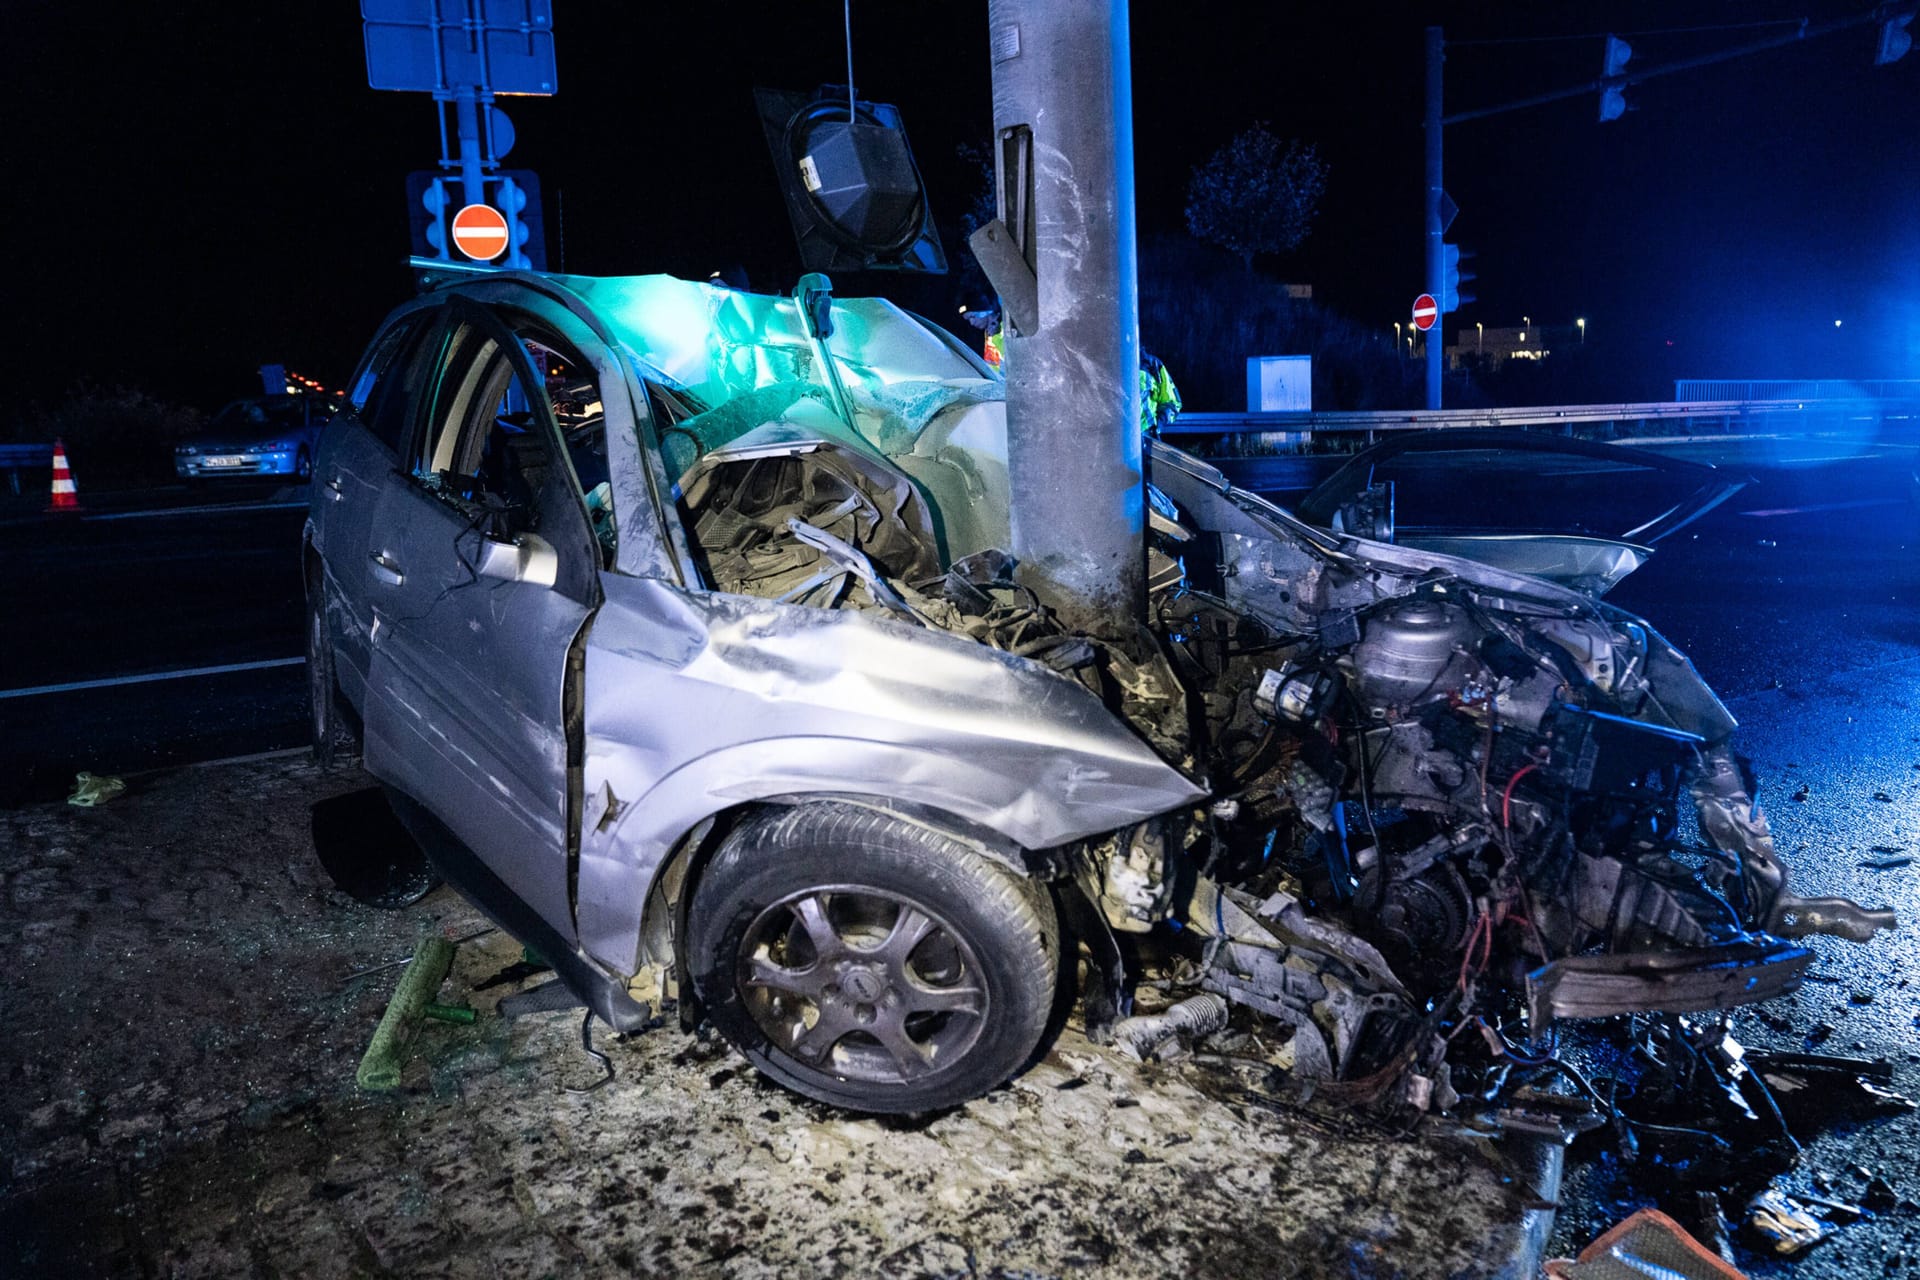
[451,203,510,261]
[1411,293,1438,331]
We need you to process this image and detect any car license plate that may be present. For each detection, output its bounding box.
[204,456,246,467]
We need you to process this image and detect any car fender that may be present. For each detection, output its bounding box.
[574,573,1206,975]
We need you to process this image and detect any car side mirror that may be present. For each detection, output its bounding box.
[473,532,558,588]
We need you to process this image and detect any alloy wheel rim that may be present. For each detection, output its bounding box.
[736,886,989,1087]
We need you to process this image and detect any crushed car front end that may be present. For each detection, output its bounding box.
[513,268,1892,1117]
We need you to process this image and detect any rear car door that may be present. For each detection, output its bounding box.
[358,297,603,934]
[310,306,444,707]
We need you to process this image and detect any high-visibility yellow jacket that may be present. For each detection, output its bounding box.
[1140,355,1181,435]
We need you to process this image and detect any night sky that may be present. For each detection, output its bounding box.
[9,1,1917,410]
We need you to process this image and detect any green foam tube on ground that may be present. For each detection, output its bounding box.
[356,935,456,1090]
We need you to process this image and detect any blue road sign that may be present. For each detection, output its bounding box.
[363,1,556,95]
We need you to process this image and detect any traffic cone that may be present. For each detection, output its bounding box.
[46,438,81,513]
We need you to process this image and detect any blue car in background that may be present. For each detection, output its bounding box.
[175,394,334,483]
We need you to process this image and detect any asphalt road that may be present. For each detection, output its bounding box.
[0,487,311,805]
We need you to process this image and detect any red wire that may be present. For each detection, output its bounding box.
[1501,762,1539,831]
[1456,913,1493,992]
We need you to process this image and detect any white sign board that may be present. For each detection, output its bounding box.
[1246,355,1312,412]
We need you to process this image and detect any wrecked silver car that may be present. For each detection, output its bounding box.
[306,264,1891,1115]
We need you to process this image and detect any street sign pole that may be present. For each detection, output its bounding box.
[363,2,557,270]
[453,86,485,209]
[1425,26,1445,410]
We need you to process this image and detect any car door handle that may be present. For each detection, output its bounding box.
[369,552,406,586]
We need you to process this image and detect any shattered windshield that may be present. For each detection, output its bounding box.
[551,273,996,468]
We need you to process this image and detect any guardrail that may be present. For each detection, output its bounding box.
[1676,379,1920,402]
[1162,397,1920,441]
[0,443,54,495]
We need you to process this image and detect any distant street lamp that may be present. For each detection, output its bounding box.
[1577,317,1586,343]
[1476,321,1483,354]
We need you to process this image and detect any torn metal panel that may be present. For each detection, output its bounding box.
[575,573,1205,974]
[1525,940,1814,1024]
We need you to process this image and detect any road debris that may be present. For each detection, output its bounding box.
[356,934,458,1090]
[1547,1207,1750,1279]
[423,1002,477,1024]
[65,771,125,807]
[1691,1191,1739,1268]
[1746,1184,1835,1256]
[1112,993,1231,1061]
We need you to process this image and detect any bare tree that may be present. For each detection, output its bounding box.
[1184,124,1328,269]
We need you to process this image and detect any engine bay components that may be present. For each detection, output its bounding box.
[664,373,1893,1123]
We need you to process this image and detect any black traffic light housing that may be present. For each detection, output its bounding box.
[1598,35,1633,121]
[753,85,948,275]
[1441,243,1476,313]
[1876,11,1914,64]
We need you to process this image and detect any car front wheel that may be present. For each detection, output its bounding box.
[688,802,1059,1114]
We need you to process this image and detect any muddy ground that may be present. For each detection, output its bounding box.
[0,753,1546,1279]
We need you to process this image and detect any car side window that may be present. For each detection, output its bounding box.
[354,315,439,455]
[522,331,616,563]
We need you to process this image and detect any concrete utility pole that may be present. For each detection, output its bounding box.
[1425,27,1445,410]
[984,0,1144,644]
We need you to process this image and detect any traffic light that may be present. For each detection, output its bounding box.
[1876,11,1914,64]
[497,175,532,270]
[492,171,547,271]
[1440,243,1476,313]
[406,171,451,259]
[752,86,949,274]
[1598,35,1633,122]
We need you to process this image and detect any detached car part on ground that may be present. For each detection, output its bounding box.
[306,263,1893,1117]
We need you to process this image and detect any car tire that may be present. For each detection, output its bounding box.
[306,586,354,767]
[688,802,1058,1114]
[294,448,313,482]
